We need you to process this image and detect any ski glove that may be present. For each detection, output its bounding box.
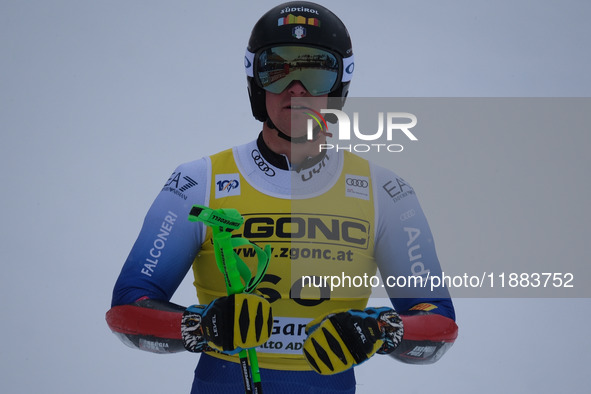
[181,293,272,354]
[303,307,404,375]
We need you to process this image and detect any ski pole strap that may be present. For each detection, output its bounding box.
[188,205,271,295]
[188,205,244,230]
[213,230,244,293]
[229,237,271,294]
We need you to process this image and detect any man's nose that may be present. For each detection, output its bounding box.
[287,80,308,96]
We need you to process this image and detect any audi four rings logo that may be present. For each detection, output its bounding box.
[346,178,369,188]
[251,150,276,177]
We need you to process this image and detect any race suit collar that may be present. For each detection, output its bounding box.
[256,132,327,172]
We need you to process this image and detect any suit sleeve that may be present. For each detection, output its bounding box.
[106,158,210,353]
[371,163,458,364]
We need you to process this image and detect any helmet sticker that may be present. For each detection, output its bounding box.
[292,26,306,39]
[278,14,320,27]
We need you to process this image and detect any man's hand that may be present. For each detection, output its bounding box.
[303,307,403,375]
[181,293,272,354]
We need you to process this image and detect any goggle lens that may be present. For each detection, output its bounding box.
[255,46,340,96]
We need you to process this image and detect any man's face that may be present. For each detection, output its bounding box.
[265,81,328,139]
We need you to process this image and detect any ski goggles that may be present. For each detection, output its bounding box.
[245,45,354,96]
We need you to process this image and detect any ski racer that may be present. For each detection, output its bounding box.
[106,2,458,393]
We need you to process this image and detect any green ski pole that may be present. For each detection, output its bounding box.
[189,205,271,394]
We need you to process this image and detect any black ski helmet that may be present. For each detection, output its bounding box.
[245,1,354,122]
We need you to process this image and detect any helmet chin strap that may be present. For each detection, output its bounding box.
[266,118,323,144]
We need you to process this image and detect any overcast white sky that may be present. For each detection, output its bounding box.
[1,1,590,393]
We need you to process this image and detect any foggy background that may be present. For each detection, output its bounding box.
[1,1,589,393]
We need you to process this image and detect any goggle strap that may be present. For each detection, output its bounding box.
[245,49,255,77]
[342,55,354,82]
